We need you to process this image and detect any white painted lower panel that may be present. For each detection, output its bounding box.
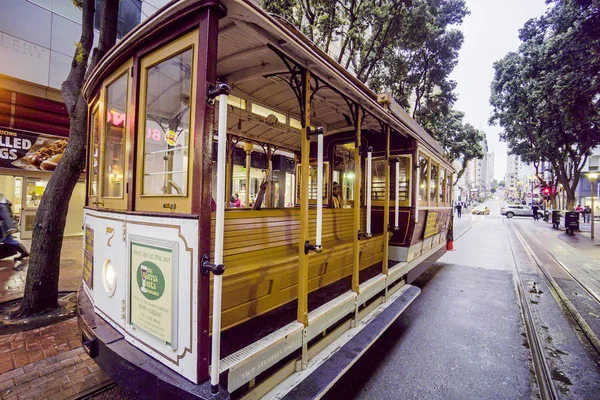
[223,321,304,392]
[357,274,387,306]
[261,284,420,400]
[306,292,357,342]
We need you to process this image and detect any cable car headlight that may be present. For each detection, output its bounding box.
[102,259,117,296]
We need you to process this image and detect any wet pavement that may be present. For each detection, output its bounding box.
[324,199,600,399]
[0,236,112,400]
[3,201,600,399]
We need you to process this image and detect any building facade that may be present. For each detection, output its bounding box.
[575,147,600,211]
[0,0,169,236]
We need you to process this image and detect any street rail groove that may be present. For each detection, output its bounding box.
[511,220,600,358]
[504,218,559,400]
[513,220,600,305]
[69,380,117,400]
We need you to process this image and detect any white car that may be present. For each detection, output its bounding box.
[501,204,543,219]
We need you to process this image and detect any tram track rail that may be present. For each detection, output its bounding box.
[70,380,117,400]
[510,220,600,358]
[504,218,559,400]
[513,219,600,306]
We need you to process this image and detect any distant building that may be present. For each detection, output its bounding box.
[575,147,600,209]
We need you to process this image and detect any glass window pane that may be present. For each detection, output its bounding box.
[439,169,446,203]
[418,156,428,201]
[332,144,355,207]
[447,173,452,203]
[391,157,410,202]
[372,159,386,200]
[102,73,128,198]
[89,108,100,196]
[430,164,438,202]
[142,49,192,196]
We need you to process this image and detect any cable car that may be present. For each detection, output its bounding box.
[77,1,455,398]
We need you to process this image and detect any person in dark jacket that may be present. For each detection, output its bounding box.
[532,203,539,221]
[0,192,29,261]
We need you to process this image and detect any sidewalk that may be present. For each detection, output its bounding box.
[1,237,83,303]
[0,236,112,400]
[515,217,600,298]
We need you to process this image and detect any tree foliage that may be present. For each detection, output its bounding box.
[15,0,119,317]
[262,0,482,178]
[489,0,600,209]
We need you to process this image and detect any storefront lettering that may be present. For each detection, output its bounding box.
[0,136,33,150]
[0,133,32,161]
[0,33,45,59]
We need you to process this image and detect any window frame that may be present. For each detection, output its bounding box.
[99,61,132,210]
[418,153,429,207]
[371,155,411,208]
[87,99,101,208]
[429,162,439,205]
[135,32,198,214]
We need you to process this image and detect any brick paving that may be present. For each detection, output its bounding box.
[0,236,114,399]
[0,237,83,303]
[0,318,111,400]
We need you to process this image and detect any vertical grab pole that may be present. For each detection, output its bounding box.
[316,131,324,249]
[395,158,400,230]
[209,85,230,394]
[366,147,372,237]
[382,126,390,276]
[352,108,363,293]
[415,157,420,223]
[299,69,311,369]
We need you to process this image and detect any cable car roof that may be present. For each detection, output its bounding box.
[83,0,451,168]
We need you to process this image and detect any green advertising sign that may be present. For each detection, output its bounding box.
[130,241,173,345]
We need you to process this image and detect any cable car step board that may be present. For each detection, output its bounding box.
[263,284,420,399]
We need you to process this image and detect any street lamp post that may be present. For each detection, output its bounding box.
[588,172,597,239]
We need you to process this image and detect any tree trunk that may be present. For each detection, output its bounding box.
[14,0,118,317]
[16,98,88,315]
[550,193,557,209]
[565,187,576,210]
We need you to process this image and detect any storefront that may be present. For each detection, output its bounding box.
[0,88,84,238]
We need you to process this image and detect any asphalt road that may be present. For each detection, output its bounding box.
[323,199,600,399]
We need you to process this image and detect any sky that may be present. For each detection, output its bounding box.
[449,0,549,181]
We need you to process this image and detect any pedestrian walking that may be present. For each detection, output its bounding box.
[532,203,539,221]
[584,205,591,223]
[0,192,29,261]
[576,204,584,221]
[455,202,462,218]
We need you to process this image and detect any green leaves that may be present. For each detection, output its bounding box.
[262,0,480,169]
[490,0,600,206]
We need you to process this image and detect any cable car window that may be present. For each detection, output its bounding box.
[89,106,100,197]
[296,163,330,205]
[446,171,452,203]
[371,159,386,201]
[331,143,355,207]
[439,169,446,204]
[102,72,128,198]
[430,163,438,202]
[418,155,428,202]
[142,49,192,196]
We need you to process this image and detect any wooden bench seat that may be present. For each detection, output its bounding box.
[210,208,385,330]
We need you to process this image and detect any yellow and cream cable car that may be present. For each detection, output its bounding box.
[78,1,455,398]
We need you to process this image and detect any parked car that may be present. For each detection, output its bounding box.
[472,206,490,215]
[501,204,543,219]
